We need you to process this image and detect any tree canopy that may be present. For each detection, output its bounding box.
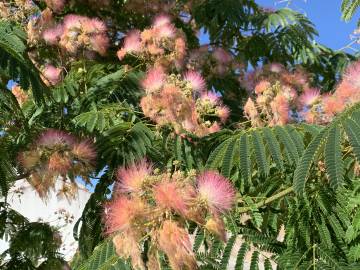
[1,0,360,269]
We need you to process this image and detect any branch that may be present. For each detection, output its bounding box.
[238,186,294,213]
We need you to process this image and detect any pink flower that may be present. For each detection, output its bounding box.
[116,160,152,193]
[254,80,271,94]
[343,61,360,89]
[183,71,206,92]
[271,94,289,125]
[154,181,188,215]
[43,65,62,85]
[141,67,166,93]
[217,106,230,123]
[156,24,175,38]
[89,18,107,33]
[89,34,109,55]
[123,30,142,54]
[213,48,232,64]
[153,14,172,27]
[197,171,236,214]
[174,37,186,58]
[48,152,71,174]
[72,141,97,163]
[37,129,75,147]
[322,94,345,116]
[42,25,63,45]
[63,14,83,29]
[104,196,145,234]
[158,220,197,270]
[244,98,258,119]
[268,63,284,73]
[207,122,221,134]
[200,91,220,104]
[336,81,357,101]
[299,88,320,107]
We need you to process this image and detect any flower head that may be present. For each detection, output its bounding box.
[123,30,142,54]
[153,14,172,28]
[72,141,96,163]
[141,67,166,93]
[37,129,75,147]
[104,196,146,234]
[254,80,271,94]
[42,25,63,44]
[197,171,236,214]
[154,181,188,215]
[158,220,197,270]
[48,152,71,174]
[116,160,152,193]
[183,71,206,92]
[299,88,320,107]
[205,217,226,241]
[271,94,289,125]
[244,98,258,119]
[217,106,230,123]
[43,64,62,85]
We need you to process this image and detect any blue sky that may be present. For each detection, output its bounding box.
[256,0,359,51]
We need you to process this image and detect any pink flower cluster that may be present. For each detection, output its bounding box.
[243,61,360,126]
[140,67,230,136]
[104,161,236,269]
[18,129,96,199]
[117,15,186,68]
[42,64,63,86]
[42,14,109,56]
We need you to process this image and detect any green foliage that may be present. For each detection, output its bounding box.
[0,21,47,102]
[73,240,131,270]
[342,0,360,21]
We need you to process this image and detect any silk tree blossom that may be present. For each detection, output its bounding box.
[71,141,97,163]
[103,164,237,269]
[104,196,146,234]
[116,14,187,67]
[141,66,166,93]
[153,181,188,215]
[116,160,153,193]
[299,88,321,107]
[42,25,64,45]
[183,70,206,92]
[158,220,197,270]
[197,171,236,214]
[270,94,290,126]
[112,229,145,270]
[140,68,229,137]
[117,30,142,60]
[43,64,62,85]
[37,129,75,147]
[40,14,109,56]
[19,129,96,199]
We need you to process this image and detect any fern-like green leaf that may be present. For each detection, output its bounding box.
[324,126,344,189]
[251,130,269,176]
[293,127,328,195]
